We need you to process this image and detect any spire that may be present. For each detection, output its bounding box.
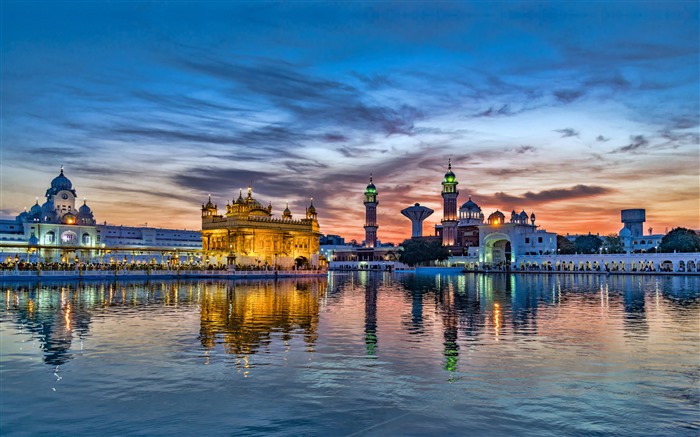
[370,173,373,183]
[60,165,64,175]
[448,158,452,170]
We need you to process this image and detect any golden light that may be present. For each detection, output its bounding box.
[493,302,501,339]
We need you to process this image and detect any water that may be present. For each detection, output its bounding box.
[1,273,698,436]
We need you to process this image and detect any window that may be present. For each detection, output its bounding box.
[538,237,543,243]
[525,238,530,244]
[45,231,55,244]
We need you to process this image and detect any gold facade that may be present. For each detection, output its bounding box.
[201,187,321,268]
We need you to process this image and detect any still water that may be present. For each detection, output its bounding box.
[1,273,698,436]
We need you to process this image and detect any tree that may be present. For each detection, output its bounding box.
[658,228,700,253]
[556,235,575,254]
[399,238,449,267]
[574,234,603,254]
[604,233,625,254]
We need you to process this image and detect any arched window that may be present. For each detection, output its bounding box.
[82,233,91,245]
[45,231,55,244]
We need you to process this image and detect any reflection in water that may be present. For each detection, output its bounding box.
[4,284,93,366]
[198,279,321,356]
[363,274,378,356]
[1,274,699,436]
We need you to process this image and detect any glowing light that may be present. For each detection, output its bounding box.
[493,303,501,339]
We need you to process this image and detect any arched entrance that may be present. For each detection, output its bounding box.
[482,234,511,268]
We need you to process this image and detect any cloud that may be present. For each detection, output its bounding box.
[612,135,649,153]
[488,185,613,207]
[175,57,423,137]
[474,104,513,117]
[516,145,536,154]
[596,135,610,142]
[553,89,584,103]
[554,128,580,138]
[351,72,394,89]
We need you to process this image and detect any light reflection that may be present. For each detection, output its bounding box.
[493,302,501,339]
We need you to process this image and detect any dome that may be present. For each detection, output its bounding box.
[17,211,29,222]
[30,200,42,216]
[488,210,506,225]
[307,200,316,214]
[50,168,73,192]
[365,175,377,194]
[282,202,292,218]
[619,227,632,237]
[442,159,457,184]
[520,210,528,218]
[204,194,215,209]
[41,200,58,221]
[78,200,92,215]
[459,196,481,212]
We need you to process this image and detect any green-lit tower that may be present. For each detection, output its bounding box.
[364,175,378,248]
[441,159,459,246]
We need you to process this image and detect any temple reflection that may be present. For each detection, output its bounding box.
[198,278,322,356]
[3,283,92,366]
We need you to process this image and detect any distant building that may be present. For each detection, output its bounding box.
[201,187,320,268]
[0,168,200,264]
[619,209,664,253]
[320,234,345,245]
[434,161,557,267]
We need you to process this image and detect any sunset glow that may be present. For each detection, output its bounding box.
[1,2,698,243]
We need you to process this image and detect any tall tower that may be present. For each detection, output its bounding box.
[441,159,459,246]
[364,175,378,248]
[401,203,434,238]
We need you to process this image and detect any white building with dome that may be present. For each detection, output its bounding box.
[1,169,201,264]
[435,161,557,268]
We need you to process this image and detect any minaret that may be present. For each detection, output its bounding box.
[441,159,459,246]
[364,175,378,248]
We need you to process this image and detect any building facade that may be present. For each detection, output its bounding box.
[201,187,321,268]
[1,169,201,264]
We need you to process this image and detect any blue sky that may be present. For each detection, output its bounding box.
[2,1,698,242]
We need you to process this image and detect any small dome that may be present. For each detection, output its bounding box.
[30,200,42,216]
[488,210,506,225]
[204,194,215,209]
[520,210,528,218]
[307,200,316,214]
[50,168,73,192]
[619,227,632,237]
[28,233,39,246]
[459,196,481,212]
[365,175,377,194]
[530,212,536,220]
[442,159,457,184]
[17,211,29,222]
[78,201,92,215]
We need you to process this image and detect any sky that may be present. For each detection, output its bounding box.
[1,1,698,244]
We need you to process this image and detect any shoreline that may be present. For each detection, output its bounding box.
[0,269,327,282]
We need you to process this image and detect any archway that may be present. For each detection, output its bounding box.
[482,233,511,268]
